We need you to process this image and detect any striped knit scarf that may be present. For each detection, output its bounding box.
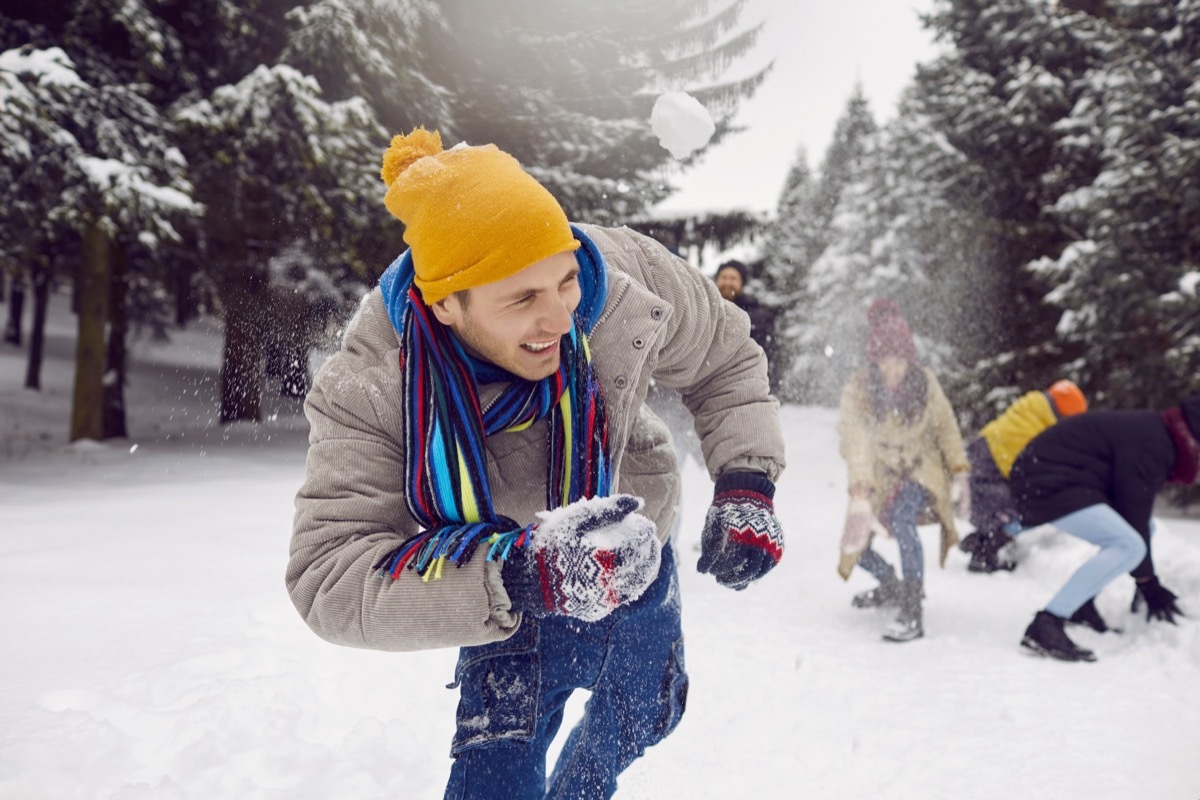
[375,227,612,581]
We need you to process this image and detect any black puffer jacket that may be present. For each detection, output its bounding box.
[732,292,776,363]
[1009,411,1174,581]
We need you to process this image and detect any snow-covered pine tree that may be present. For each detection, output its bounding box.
[277,0,455,284]
[0,44,76,382]
[426,0,769,223]
[787,125,888,407]
[3,0,281,431]
[766,87,877,403]
[280,0,451,137]
[173,64,384,422]
[0,44,198,439]
[754,147,817,400]
[1030,0,1200,409]
[910,0,1110,417]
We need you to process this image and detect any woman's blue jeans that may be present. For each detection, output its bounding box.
[1035,503,1147,618]
[858,480,929,584]
[444,544,687,800]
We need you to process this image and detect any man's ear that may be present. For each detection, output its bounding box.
[429,295,460,327]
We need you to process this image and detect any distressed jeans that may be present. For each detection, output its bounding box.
[858,479,930,584]
[444,544,687,800]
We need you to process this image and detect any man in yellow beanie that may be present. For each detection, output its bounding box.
[287,128,786,798]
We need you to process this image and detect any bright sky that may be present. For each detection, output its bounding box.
[654,0,941,217]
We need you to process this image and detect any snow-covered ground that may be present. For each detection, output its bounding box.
[2,293,1198,800]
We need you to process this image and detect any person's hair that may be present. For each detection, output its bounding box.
[453,288,470,310]
[716,259,748,283]
[865,362,928,424]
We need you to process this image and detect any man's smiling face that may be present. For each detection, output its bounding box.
[429,251,582,380]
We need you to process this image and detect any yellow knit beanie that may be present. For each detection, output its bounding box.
[380,127,580,305]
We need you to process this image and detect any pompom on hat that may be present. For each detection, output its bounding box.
[380,127,579,305]
[1047,379,1088,417]
[865,297,917,362]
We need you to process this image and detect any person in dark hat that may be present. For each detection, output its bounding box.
[1008,392,1198,662]
[835,298,971,642]
[714,259,778,384]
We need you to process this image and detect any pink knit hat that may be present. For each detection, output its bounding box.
[865,298,917,362]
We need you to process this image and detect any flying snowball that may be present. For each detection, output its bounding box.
[650,91,716,160]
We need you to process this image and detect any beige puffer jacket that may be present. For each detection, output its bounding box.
[836,365,969,578]
[287,224,785,652]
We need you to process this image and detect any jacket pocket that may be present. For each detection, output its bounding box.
[448,617,541,754]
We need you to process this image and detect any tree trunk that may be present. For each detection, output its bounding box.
[174,254,195,327]
[70,222,110,442]
[102,243,129,439]
[219,263,267,423]
[24,262,51,390]
[3,269,24,346]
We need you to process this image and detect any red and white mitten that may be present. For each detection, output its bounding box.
[696,472,785,591]
[502,495,661,622]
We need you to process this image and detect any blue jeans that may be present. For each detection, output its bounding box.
[1036,504,1147,618]
[444,545,687,799]
[858,479,929,584]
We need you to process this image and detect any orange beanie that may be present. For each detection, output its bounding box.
[379,127,580,305]
[1047,379,1087,417]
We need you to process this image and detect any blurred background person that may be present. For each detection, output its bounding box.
[714,259,779,388]
[960,380,1088,573]
[836,298,971,642]
[1009,392,1198,662]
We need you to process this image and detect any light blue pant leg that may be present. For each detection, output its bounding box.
[1041,504,1147,618]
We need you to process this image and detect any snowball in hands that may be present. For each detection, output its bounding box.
[650,91,716,159]
[529,494,661,622]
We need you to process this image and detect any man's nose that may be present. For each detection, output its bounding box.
[540,295,574,334]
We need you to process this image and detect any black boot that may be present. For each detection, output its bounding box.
[882,579,924,642]
[852,574,901,609]
[1021,610,1096,662]
[1068,598,1116,633]
[967,529,1017,573]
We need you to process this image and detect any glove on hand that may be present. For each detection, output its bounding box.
[841,496,888,555]
[502,494,661,623]
[697,472,784,590]
[1131,576,1184,624]
[951,473,971,522]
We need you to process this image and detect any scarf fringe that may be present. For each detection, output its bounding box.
[375,523,536,580]
[376,228,611,584]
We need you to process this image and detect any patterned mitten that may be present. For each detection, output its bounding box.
[502,494,661,622]
[696,472,785,590]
